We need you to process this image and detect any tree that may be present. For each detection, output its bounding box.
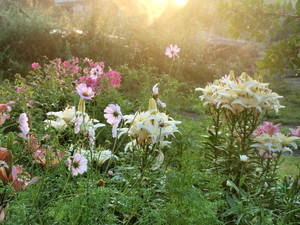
[220,0,300,77]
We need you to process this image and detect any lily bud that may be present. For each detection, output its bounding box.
[0,167,8,185]
[0,147,7,161]
[78,98,86,113]
[148,98,157,112]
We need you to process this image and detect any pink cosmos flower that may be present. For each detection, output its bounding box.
[17,87,22,93]
[152,84,166,108]
[86,75,98,89]
[104,104,122,138]
[79,76,87,82]
[98,62,105,67]
[165,44,180,59]
[74,116,83,134]
[56,58,62,65]
[90,65,103,77]
[253,126,264,136]
[66,153,88,176]
[84,57,92,63]
[63,61,71,69]
[28,100,34,106]
[19,113,29,139]
[76,83,94,100]
[107,70,121,87]
[89,129,95,146]
[262,122,280,135]
[31,62,39,69]
[72,65,79,74]
[83,68,89,74]
[74,57,79,64]
[290,126,300,137]
[254,122,280,136]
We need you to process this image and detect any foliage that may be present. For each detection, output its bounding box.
[1,1,299,223]
[0,0,70,80]
[0,0,260,83]
[220,0,300,76]
[0,59,223,224]
[266,79,300,125]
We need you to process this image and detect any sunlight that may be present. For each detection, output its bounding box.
[146,0,169,17]
[113,0,187,25]
[173,0,187,7]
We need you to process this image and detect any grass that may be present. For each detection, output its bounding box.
[279,155,300,179]
[267,79,300,126]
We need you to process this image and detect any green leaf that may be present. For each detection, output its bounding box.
[297,0,300,15]
[6,132,15,150]
[226,193,236,208]
[236,214,244,224]
[239,175,247,188]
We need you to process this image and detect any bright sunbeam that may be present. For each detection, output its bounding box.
[173,0,187,7]
[114,0,187,25]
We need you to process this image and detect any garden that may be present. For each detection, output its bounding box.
[0,0,299,224]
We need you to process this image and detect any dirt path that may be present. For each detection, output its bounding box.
[284,77,300,90]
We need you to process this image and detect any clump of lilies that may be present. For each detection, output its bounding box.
[196,71,298,191]
[116,84,181,174]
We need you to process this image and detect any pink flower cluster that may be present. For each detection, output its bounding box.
[253,122,280,136]
[54,57,80,78]
[0,101,15,126]
[32,57,121,100]
[105,70,121,87]
[77,67,121,99]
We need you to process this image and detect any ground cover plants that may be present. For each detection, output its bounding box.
[0,54,299,224]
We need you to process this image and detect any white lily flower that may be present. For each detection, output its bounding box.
[44,119,67,130]
[239,155,248,162]
[196,71,284,113]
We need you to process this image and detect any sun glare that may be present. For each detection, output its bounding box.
[173,0,187,7]
[114,0,188,25]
